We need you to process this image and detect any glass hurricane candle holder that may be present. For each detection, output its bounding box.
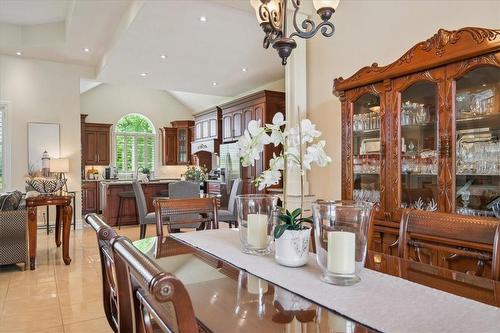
[236,194,278,255]
[312,200,374,286]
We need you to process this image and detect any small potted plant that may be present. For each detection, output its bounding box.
[183,165,208,191]
[274,208,312,267]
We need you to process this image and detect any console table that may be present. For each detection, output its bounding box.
[26,195,73,270]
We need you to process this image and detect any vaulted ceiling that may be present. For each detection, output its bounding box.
[0,0,284,107]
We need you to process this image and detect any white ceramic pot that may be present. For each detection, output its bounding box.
[274,227,311,267]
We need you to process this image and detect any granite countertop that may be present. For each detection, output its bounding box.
[100,178,180,186]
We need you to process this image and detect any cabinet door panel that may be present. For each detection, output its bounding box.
[195,122,202,140]
[96,130,110,165]
[222,114,233,142]
[448,58,500,217]
[233,111,243,138]
[391,68,446,221]
[163,128,178,165]
[209,118,217,138]
[84,131,98,164]
[243,107,253,132]
[202,120,209,139]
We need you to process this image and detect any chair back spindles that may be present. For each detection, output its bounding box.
[112,236,198,333]
[398,209,500,280]
[85,214,119,332]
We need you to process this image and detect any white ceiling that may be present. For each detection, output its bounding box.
[96,0,284,96]
[0,0,68,25]
[0,0,285,104]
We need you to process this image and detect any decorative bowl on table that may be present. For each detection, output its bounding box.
[25,177,66,194]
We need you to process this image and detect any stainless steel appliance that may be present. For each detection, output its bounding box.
[104,166,118,179]
[219,143,241,194]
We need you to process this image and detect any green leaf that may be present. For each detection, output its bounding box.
[274,225,287,239]
[291,208,302,219]
[278,214,292,225]
[286,209,291,217]
[298,217,313,223]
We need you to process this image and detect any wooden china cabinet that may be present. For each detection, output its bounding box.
[334,27,500,254]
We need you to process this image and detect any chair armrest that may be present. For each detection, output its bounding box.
[0,209,28,238]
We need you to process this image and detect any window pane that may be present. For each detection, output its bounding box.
[126,136,134,171]
[116,114,153,133]
[146,137,154,170]
[137,137,145,170]
[116,135,125,171]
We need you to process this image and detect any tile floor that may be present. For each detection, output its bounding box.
[0,223,156,333]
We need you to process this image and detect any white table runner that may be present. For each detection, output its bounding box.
[171,229,500,333]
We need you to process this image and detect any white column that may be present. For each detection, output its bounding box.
[284,10,315,213]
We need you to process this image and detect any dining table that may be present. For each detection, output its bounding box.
[133,232,500,333]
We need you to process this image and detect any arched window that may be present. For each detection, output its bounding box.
[115,114,155,172]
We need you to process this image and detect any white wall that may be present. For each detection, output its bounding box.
[0,54,94,221]
[80,83,194,177]
[307,0,500,200]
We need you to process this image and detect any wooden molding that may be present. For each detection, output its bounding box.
[334,27,500,92]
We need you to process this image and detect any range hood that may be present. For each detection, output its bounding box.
[191,139,220,154]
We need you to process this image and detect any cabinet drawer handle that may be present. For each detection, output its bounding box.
[97,153,100,162]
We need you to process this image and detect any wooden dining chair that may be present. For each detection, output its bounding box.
[111,236,199,333]
[85,214,119,332]
[153,197,219,238]
[398,209,500,280]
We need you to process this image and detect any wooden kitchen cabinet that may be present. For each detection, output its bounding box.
[82,122,112,166]
[219,90,285,194]
[160,127,178,165]
[194,107,221,141]
[82,181,99,214]
[160,120,194,165]
[334,27,500,255]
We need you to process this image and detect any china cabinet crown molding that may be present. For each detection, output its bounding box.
[334,27,500,92]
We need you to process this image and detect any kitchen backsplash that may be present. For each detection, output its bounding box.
[83,165,187,180]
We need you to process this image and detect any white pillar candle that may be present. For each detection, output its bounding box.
[247,214,268,248]
[247,275,268,295]
[327,231,356,274]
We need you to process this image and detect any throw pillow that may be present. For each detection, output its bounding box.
[0,190,23,211]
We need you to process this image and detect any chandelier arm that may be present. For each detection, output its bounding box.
[289,19,335,40]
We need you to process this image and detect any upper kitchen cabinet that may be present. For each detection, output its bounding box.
[171,120,194,165]
[82,121,112,166]
[220,90,285,143]
[160,120,194,165]
[194,107,222,141]
[219,90,285,194]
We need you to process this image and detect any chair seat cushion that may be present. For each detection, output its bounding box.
[217,209,236,222]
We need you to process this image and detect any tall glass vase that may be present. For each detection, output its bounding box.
[236,194,278,255]
[312,200,374,285]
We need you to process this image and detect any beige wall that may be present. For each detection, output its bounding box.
[80,83,194,178]
[0,54,94,221]
[307,0,500,200]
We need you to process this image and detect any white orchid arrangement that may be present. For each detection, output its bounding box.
[237,111,331,210]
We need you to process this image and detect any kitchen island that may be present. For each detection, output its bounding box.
[101,179,179,226]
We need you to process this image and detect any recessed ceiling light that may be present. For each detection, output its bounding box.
[15,51,22,56]
[242,68,247,72]
[140,72,148,77]
[160,54,167,59]
[83,48,90,53]
[200,16,207,22]
[212,82,217,86]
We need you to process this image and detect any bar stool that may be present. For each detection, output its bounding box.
[117,191,135,230]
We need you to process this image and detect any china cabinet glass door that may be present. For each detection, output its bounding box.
[399,82,439,211]
[352,94,381,204]
[454,66,500,217]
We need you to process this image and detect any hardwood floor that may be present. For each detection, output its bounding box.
[0,224,156,333]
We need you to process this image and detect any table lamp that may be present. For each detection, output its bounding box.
[50,158,70,194]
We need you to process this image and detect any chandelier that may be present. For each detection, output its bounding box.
[250,0,339,65]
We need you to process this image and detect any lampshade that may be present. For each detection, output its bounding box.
[250,0,281,24]
[50,158,70,173]
[313,0,340,10]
